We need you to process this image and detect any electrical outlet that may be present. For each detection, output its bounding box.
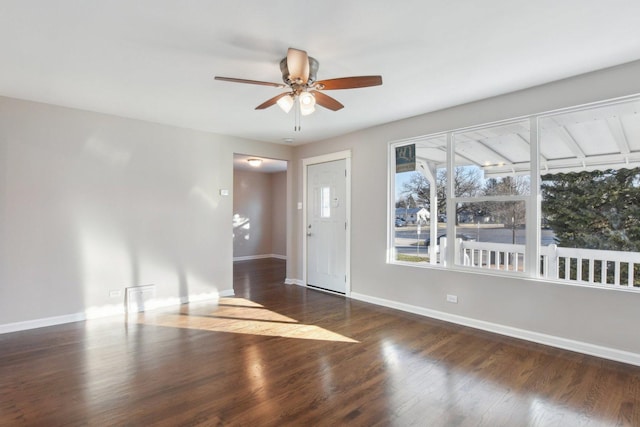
[109,290,122,298]
[446,294,458,304]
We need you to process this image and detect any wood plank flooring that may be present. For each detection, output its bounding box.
[1,258,640,426]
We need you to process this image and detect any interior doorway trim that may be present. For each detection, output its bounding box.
[302,150,352,295]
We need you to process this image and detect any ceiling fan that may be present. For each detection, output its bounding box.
[215,48,382,121]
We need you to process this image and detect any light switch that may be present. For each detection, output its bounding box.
[219,189,229,196]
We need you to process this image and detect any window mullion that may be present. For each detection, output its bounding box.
[526,116,541,277]
[446,132,455,267]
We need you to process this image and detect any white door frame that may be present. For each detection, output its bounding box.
[302,150,351,295]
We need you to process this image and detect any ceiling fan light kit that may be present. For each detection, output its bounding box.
[298,91,316,116]
[215,47,382,131]
[276,94,294,113]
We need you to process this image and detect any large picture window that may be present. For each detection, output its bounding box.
[389,96,640,290]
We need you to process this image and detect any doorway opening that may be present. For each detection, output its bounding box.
[232,154,288,284]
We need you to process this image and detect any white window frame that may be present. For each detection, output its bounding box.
[388,93,640,291]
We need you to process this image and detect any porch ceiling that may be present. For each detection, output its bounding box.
[414,98,640,177]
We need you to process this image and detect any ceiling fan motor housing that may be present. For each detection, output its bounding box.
[280,56,319,86]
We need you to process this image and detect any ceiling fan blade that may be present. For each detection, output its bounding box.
[313,91,344,111]
[286,48,310,83]
[255,92,290,110]
[215,76,284,88]
[316,76,383,90]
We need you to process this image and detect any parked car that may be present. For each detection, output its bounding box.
[395,217,407,227]
[425,233,475,247]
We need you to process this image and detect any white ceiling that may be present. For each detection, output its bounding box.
[2,1,640,145]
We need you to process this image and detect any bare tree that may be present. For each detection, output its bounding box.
[481,176,529,243]
[401,167,483,223]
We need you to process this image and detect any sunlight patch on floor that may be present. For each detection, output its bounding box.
[136,298,358,343]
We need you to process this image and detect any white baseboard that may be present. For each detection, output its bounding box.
[11,286,635,366]
[0,312,87,335]
[219,289,235,297]
[233,254,287,262]
[0,289,234,335]
[350,292,640,367]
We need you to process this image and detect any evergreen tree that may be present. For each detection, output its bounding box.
[541,168,640,252]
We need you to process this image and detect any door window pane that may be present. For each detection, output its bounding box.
[321,186,331,218]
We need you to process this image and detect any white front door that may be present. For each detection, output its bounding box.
[307,159,347,293]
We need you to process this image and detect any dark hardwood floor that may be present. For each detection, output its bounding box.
[2,258,640,426]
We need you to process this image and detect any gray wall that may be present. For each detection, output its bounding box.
[0,96,292,325]
[290,60,640,357]
[233,169,286,258]
[271,171,287,256]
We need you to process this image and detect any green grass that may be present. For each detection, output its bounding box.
[396,253,428,262]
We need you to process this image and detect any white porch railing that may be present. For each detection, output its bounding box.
[540,244,640,287]
[458,240,525,272]
[437,238,640,288]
